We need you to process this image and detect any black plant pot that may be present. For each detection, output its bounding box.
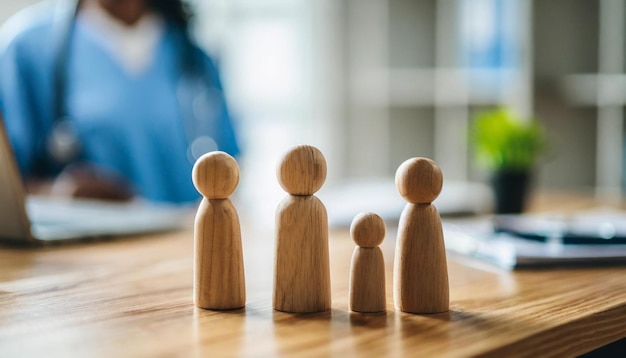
[491,170,531,214]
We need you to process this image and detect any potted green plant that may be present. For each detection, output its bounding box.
[471,107,547,214]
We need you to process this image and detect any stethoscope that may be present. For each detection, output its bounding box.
[47,0,221,168]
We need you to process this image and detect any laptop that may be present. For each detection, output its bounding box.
[0,116,190,245]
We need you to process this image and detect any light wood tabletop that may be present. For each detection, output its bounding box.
[1,198,626,357]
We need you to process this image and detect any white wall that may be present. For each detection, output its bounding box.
[0,0,41,25]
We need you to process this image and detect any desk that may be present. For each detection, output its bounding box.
[0,214,625,356]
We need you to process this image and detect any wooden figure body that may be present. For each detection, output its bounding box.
[393,157,449,314]
[349,212,386,313]
[192,151,245,310]
[275,194,330,312]
[274,145,331,313]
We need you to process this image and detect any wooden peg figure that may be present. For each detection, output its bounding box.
[192,151,245,310]
[349,212,386,313]
[393,157,449,314]
[274,145,331,313]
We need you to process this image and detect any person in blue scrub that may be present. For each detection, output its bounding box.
[0,0,240,204]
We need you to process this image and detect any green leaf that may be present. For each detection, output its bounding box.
[471,107,546,171]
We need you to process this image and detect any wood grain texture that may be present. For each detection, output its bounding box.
[394,157,448,314]
[273,144,330,313]
[192,151,239,199]
[0,115,32,242]
[274,195,331,313]
[192,152,244,310]
[395,157,443,204]
[349,212,386,313]
[0,193,625,356]
[194,198,245,310]
[277,145,327,196]
[350,212,386,248]
[350,247,386,313]
[394,204,449,313]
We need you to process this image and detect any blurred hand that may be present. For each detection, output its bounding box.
[50,163,135,202]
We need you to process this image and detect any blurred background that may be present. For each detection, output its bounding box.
[2,0,625,224]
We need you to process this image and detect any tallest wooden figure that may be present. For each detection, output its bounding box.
[274,145,331,313]
[393,157,449,314]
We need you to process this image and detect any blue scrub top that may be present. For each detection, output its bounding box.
[0,2,240,204]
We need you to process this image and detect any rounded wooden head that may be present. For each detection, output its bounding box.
[350,212,386,248]
[277,145,327,195]
[192,151,239,199]
[395,157,443,204]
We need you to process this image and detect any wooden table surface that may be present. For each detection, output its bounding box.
[1,195,626,357]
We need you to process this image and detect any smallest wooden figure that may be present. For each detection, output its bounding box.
[192,151,245,310]
[349,212,387,313]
